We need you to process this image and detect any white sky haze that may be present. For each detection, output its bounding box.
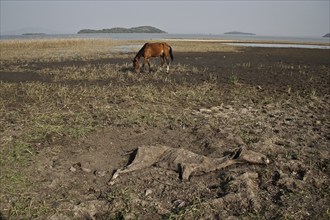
[1,0,329,37]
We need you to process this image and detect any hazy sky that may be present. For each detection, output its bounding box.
[1,0,329,36]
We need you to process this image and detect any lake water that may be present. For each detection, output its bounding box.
[1,33,329,49]
[225,43,330,50]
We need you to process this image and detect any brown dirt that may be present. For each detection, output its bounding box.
[1,47,329,219]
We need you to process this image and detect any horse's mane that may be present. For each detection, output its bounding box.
[135,43,148,59]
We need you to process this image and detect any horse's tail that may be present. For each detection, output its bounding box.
[169,46,174,62]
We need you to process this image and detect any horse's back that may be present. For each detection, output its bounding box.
[144,42,165,48]
[142,42,168,57]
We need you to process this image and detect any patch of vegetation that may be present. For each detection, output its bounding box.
[228,73,239,85]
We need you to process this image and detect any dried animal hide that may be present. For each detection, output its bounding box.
[109,146,269,184]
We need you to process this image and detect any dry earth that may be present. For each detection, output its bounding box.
[0,43,329,219]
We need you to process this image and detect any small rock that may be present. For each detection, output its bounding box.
[70,162,82,172]
[94,170,107,177]
[145,189,152,196]
[210,106,220,112]
[172,199,186,209]
[191,110,201,116]
[199,108,212,114]
[82,167,92,173]
[240,108,248,114]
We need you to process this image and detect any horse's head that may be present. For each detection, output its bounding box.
[132,58,140,73]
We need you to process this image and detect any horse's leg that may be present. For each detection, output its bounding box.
[141,58,146,73]
[160,55,164,66]
[143,58,150,72]
[164,54,170,73]
[159,54,165,71]
[144,58,151,73]
[148,60,152,72]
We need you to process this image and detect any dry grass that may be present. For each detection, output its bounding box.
[0,39,130,62]
[0,39,329,219]
[0,61,228,219]
[0,38,238,64]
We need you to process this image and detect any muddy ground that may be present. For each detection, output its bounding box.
[1,46,329,219]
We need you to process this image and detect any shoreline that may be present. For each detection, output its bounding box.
[164,38,330,46]
[1,33,329,45]
[1,37,329,50]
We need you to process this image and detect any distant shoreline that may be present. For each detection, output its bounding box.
[1,33,329,45]
[164,38,330,46]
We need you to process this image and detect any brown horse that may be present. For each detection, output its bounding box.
[132,42,173,73]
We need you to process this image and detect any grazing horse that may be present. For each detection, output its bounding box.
[132,42,173,73]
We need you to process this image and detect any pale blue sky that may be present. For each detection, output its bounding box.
[1,0,329,37]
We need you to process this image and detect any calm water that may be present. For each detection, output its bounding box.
[1,33,329,49]
[0,33,329,42]
[225,43,330,50]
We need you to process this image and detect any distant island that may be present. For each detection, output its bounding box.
[78,26,167,34]
[224,31,256,36]
[323,33,330,38]
[22,33,46,36]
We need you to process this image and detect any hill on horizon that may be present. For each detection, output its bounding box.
[1,27,61,35]
[78,26,167,34]
[224,31,256,35]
